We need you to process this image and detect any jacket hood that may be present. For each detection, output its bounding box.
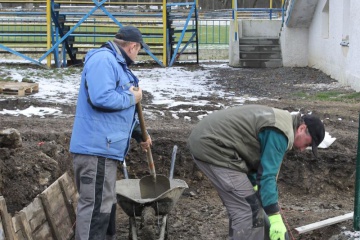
[84,45,126,65]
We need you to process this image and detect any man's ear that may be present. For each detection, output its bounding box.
[130,42,138,52]
[296,123,306,133]
[299,123,307,132]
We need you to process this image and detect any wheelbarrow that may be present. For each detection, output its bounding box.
[116,145,188,240]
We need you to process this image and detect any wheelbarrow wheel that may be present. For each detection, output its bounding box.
[141,206,156,240]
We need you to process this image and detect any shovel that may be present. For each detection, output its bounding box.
[136,101,171,198]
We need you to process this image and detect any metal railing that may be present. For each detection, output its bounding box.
[0,1,288,66]
[236,8,283,20]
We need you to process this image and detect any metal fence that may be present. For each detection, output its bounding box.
[0,4,285,66]
[0,6,283,46]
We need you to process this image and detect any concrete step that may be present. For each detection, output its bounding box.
[240,45,281,52]
[239,59,283,68]
[240,52,282,59]
[239,38,280,45]
[238,37,282,68]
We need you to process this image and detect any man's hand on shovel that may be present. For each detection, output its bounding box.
[131,86,152,152]
[129,86,143,103]
[140,135,152,152]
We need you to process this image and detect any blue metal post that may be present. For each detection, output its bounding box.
[168,3,196,66]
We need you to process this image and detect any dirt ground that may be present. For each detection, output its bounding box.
[0,62,359,240]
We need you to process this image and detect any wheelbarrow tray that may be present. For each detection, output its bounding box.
[116,178,188,217]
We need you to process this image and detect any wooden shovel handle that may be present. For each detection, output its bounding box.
[136,102,156,179]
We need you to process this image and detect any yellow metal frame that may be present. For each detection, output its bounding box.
[162,0,167,67]
[0,0,161,4]
[46,0,51,67]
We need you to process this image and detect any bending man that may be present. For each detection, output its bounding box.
[188,104,325,240]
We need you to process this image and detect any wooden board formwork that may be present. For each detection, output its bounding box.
[0,172,78,240]
[12,198,53,240]
[0,217,5,239]
[0,217,6,239]
[0,82,39,96]
[0,196,15,240]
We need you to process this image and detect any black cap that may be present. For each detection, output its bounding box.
[115,26,150,50]
[303,115,325,158]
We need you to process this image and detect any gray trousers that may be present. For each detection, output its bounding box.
[194,158,269,240]
[73,154,118,240]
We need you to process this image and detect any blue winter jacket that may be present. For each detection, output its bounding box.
[70,41,140,161]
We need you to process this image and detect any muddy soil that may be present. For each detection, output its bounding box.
[0,63,359,240]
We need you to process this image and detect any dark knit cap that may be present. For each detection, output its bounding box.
[115,26,149,50]
[303,115,325,158]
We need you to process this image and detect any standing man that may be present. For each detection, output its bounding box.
[70,26,151,240]
[188,104,325,240]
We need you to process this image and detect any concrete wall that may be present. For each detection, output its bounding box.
[241,20,282,38]
[280,28,308,67]
[229,20,240,67]
[282,0,360,91]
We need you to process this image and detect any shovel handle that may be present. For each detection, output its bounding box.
[136,101,156,180]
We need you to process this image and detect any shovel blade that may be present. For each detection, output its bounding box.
[139,175,171,199]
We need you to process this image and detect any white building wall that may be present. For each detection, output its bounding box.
[281,0,360,91]
[280,28,308,67]
[308,0,360,91]
[346,2,360,90]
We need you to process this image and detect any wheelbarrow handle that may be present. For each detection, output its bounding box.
[136,101,156,180]
[169,145,178,179]
[122,159,129,179]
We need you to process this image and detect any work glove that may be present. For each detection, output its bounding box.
[268,214,287,240]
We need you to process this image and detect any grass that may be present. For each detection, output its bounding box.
[295,91,360,103]
[0,64,83,83]
[198,25,229,44]
[0,23,229,45]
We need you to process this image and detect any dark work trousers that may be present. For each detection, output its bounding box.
[193,157,270,240]
[73,154,118,240]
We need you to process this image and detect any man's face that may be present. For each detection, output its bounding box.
[128,42,141,61]
[293,124,313,151]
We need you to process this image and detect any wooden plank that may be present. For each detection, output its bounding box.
[39,193,62,240]
[2,87,25,96]
[51,173,76,240]
[38,172,77,240]
[0,214,6,240]
[42,183,64,213]
[24,83,39,95]
[18,211,34,240]
[295,212,353,234]
[42,186,75,239]
[59,176,77,228]
[4,173,78,240]
[0,196,15,240]
[11,213,23,236]
[32,221,54,240]
[14,230,26,240]
[0,82,39,96]
[53,205,73,240]
[22,198,46,233]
